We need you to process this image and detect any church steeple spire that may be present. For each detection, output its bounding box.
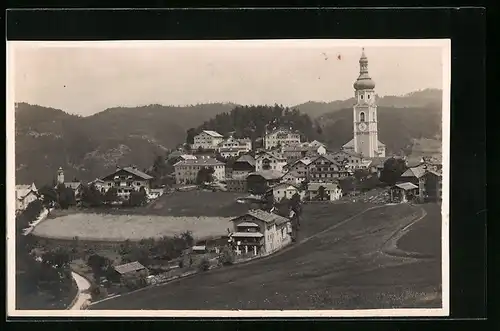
[353,48,375,90]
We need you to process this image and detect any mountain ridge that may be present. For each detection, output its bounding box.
[14,88,442,185]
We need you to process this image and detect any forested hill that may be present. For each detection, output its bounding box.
[191,105,322,145]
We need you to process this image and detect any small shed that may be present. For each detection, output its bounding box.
[390,182,418,203]
[113,261,149,280]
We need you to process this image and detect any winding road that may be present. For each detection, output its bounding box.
[91,202,442,310]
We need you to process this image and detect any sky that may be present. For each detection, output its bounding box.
[9,40,446,116]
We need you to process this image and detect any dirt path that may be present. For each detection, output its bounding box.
[68,272,92,310]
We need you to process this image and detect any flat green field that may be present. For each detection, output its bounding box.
[33,191,249,241]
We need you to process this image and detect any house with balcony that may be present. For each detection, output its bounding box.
[15,183,38,213]
[283,157,312,181]
[268,182,304,202]
[329,150,369,171]
[228,209,292,256]
[307,154,350,182]
[255,151,287,173]
[192,130,225,150]
[217,136,252,158]
[173,158,226,185]
[101,166,153,199]
[264,127,301,150]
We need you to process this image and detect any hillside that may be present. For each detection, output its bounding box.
[293,88,442,118]
[14,103,236,185]
[320,104,442,155]
[14,89,442,185]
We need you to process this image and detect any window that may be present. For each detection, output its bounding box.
[360,94,364,99]
[360,112,365,122]
[368,94,371,99]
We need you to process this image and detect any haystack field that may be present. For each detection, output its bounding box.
[31,213,234,241]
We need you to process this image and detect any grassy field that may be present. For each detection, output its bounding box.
[32,214,234,241]
[396,203,442,259]
[33,191,250,241]
[91,202,442,310]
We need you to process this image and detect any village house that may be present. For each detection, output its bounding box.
[307,154,349,182]
[224,175,248,192]
[307,182,343,201]
[283,157,312,180]
[15,183,38,213]
[330,150,371,171]
[255,151,287,173]
[390,182,419,203]
[365,157,388,177]
[399,165,443,202]
[231,154,256,178]
[101,166,153,200]
[229,209,293,256]
[173,158,226,185]
[268,182,304,202]
[148,188,166,200]
[88,178,106,193]
[112,261,149,284]
[264,127,301,150]
[217,136,252,157]
[192,130,225,150]
[246,170,283,194]
[300,140,328,155]
[280,171,307,186]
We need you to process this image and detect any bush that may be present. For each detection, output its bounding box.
[218,247,235,266]
[198,258,210,272]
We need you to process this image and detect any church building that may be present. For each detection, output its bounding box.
[342,48,386,158]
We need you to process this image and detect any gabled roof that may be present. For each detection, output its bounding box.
[16,183,38,199]
[201,130,223,138]
[247,170,284,180]
[378,140,385,147]
[113,261,146,275]
[270,182,300,191]
[308,154,342,167]
[64,182,83,190]
[243,209,289,225]
[174,158,225,167]
[395,182,418,190]
[122,167,154,180]
[401,166,426,179]
[257,151,286,161]
[342,138,355,148]
[236,221,260,227]
[235,154,256,166]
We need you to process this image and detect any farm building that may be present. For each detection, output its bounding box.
[231,154,256,178]
[101,166,153,200]
[229,209,292,256]
[246,170,283,195]
[15,183,38,213]
[268,182,304,202]
[390,182,419,203]
[113,261,149,282]
[399,165,443,203]
[307,182,343,201]
[225,175,248,192]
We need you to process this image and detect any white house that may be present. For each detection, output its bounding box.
[255,151,287,173]
[264,128,301,149]
[229,209,292,256]
[173,158,226,185]
[218,136,252,153]
[192,130,225,150]
[307,182,343,201]
[268,183,304,202]
[301,140,327,155]
[280,171,306,186]
[15,183,38,213]
[101,166,153,200]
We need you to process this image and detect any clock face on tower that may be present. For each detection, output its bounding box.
[358,122,367,132]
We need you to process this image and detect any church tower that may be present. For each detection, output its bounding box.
[352,48,385,158]
[57,166,65,184]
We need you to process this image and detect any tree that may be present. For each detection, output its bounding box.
[380,157,407,186]
[196,166,215,185]
[218,246,235,266]
[102,187,118,204]
[180,231,194,247]
[186,128,196,145]
[289,192,302,216]
[80,184,104,207]
[42,247,71,268]
[129,187,147,207]
[261,190,275,211]
[38,185,58,207]
[199,257,211,272]
[87,254,112,282]
[317,186,328,201]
